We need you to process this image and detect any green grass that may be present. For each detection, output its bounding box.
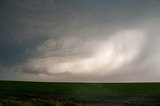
[0,81,160,105]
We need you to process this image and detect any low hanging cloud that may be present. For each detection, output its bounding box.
[21,29,146,78]
[1,0,160,82]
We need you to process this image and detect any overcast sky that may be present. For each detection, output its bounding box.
[0,0,160,82]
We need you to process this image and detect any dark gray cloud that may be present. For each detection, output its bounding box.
[0,0,160,81]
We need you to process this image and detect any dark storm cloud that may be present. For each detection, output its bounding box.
[0,0,160,81]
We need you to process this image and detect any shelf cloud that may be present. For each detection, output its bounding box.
[0,0,160,82]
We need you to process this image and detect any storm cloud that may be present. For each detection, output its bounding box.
[0,0,160,82]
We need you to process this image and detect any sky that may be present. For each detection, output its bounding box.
[0,0,160,82]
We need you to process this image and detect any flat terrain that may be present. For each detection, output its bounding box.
[0,81,160,105]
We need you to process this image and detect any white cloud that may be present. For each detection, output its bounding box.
[22,29,146,78]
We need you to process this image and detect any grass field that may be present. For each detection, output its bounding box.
[0,81,160,105]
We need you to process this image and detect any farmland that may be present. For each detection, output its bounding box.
[0,81,160,105]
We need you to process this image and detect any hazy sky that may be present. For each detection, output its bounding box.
[0,0,160,82]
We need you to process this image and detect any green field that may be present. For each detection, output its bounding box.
[0,81,160,106]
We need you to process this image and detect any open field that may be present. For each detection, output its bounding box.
[0,81,160,105]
